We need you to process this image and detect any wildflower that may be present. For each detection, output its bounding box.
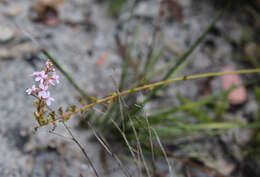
[27,60,59,106]
[49,74,59,86]
[27,59,60,130]
[47,78,55,86]
[38,90,47,98]
[33,71,47,84]
[52,73,59,84]
[45,60,52,69]
[26,84,37,95]
[39,82,48,91]
[43,91,55,106]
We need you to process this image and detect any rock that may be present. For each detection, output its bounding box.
[235,128,254,146]
[12,43,40,57]
[134,1,159,18]
[0,26,15,43]
[6,6,21,17]
[29,0,62,26]
[220,115,253,161]
[0,48,10,59]
[204,158,235,176]
[221,66,247,104]
[245,42,260,62]
[0,43,40,60]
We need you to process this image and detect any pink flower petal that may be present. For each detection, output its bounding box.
[39,83,48,91]
[45,60,52,69]
[26,88,32,95]
[38,91,47,98]
[46,99,51,106]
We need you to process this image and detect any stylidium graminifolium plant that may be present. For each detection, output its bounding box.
[26,59,88,131]
[26,60,260,131]
[26,60,77,130]
[26,60,59,105]
[26,60,60,129]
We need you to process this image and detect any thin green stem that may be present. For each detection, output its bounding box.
[143,2,230,104]
[41,49,91,102]
[34,68,260,128]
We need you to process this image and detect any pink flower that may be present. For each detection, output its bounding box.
[47,79,55,86]
[43,91,55,106]
[38,90,47,98]
[33,71,47,84]
[39,83,48,91]
[26,85,36,95]
[45,60,52,69]
[27,60,59,107]
[51,73,60,84]
[38,91,54,106]
[53,74,59,84]
[47,73,59,86]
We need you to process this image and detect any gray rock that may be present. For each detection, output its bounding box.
[133,1,159,18]
[0,26,15,43]
[0,43,40,60]
[0,48,9,59]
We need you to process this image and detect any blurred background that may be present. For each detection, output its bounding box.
[0,0,260,177]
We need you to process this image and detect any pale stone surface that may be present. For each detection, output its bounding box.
[221,66,247,104]
[0,26,15,43]
[0,1,257,177]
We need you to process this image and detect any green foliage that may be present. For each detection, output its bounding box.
[108,0,125,17]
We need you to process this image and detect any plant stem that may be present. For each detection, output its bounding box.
[35,68,260,127]
[143,2,230,104]
[62,122,100,177]
[41,49,91,102]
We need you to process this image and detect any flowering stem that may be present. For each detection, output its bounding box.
[42,49,91,102]
[44,68,260,126]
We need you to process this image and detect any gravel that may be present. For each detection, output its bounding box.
[0,0,256,176]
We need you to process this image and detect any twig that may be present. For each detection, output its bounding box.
[111,76,126,131]
[143,112,156,170]
[166,152,228,177]
[152,128,173,177]
[62,122,100,177]
[59,142,66,177]
[144,1,163,74]
[88,122,132,177]
[129,118,151,177]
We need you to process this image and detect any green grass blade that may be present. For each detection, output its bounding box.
[143,2,230,104]
[41,49,91,102]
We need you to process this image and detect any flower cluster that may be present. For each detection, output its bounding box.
[26,60,59,106]
[26,60,85,130]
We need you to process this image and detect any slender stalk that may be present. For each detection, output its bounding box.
[62,122,100,177]
[37,98,99,177]
[41,49,91,102]
[34,68,260,128]
[143,2,230,103]
[144,2,163,74]
[88,122,132,177]
[129,118,151,177]
[152,128,173,177]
